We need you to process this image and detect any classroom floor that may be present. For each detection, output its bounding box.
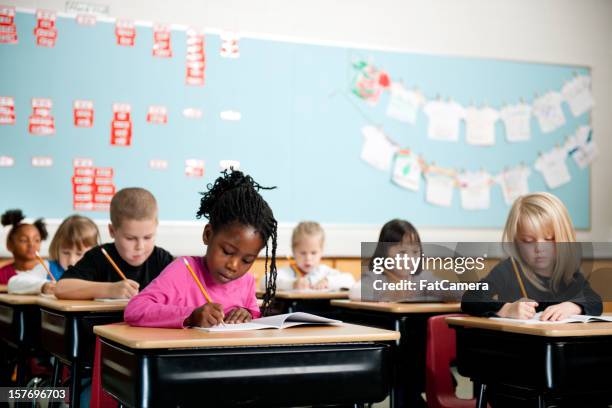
[372,367,473,408]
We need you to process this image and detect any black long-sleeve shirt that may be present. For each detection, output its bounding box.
[61,243,173,288]
[461,258,603,317]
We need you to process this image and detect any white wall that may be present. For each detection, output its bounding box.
[2,0,611,256]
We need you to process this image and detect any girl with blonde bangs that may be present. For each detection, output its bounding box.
[503,192,580,294]
[462,192,602,321]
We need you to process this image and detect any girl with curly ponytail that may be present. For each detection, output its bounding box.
[124,170,278,328]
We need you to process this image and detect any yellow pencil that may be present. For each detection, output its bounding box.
[35,251,56,283]
[510,257,528,298]
[182,257,213,303]
[100,247,128,281]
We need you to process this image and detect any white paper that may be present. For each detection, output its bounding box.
[491,312,612,324]
[423,100,465,142]
[425,171,454,207]
[532,92,565,133]
[500,103,532,142]
[457,171,491,210]
[385,83,424,124]
[534,147,571,189]
[464,106,500,146]
[562,75,594,117]
[360,126,398,171]
[497,166,531,205]
[197,312,342,332]
[391,150,421,191]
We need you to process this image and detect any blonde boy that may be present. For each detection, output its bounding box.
[55,188,173,299]
[274,221,354,291]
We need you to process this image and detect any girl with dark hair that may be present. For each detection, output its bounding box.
[0,209,49,287]
[124,170,278,328]
[350,218,448,302]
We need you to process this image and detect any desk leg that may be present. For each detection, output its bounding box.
[70,360,82,408]
[476,383,487,408]
[288,301,296,313]
[537,395,547,408]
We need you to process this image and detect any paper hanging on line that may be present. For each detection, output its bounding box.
[392,150,421,191]
[360,126,398,171]
[464,106,499,146]
[500,102,532,142]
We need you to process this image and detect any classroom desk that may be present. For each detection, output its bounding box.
[0,294,43,385]
[94,322,399,407]
[258,289,349,316]
[37,298,127,408]
[331,300,461,408]
[447,316,612,408]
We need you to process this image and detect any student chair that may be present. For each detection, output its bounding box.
[425,314,478,408]
[91,336,118,408]
[588,267,612,313]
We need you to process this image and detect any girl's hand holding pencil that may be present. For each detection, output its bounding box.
[496,298,538,320]
[184,303,225,327]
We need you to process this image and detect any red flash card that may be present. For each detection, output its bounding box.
[0,96,15,125]
[74,100,94,127]
[29,98,55,135]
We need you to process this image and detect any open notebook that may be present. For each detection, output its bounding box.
[491,312,612,324]
[195,312,342,332]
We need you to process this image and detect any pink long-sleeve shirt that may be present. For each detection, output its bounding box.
[124,256,261,328]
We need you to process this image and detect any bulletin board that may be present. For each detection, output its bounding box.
[0,9,592,228]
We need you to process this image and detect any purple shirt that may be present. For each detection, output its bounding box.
[124,256,260,328]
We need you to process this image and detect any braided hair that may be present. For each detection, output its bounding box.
[197,170,278,314]
[1,209,48,248]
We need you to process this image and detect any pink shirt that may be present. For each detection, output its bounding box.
[0,263,16,284]
[124,256,261,328]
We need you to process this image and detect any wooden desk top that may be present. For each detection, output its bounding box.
[0,293,43,305]
[446,316,612,337]
[257,290,349,300]
[94,322,400,349]
[331,299,461,314]
[37,297,128,312]
[0,284,7,293]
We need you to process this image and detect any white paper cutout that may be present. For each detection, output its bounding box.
[392,150,421,191]
[534,147,571,189]
[500,103,532,142]
[532,92,565,133]
[220,110,241,121]
[562,75,594,117]
[457,171,492,210]
[425,168,455,207]
[423,100,465,142]
[496,166,531,205]
[386,83,424,124]
[360,126,398,172]
[464,106,500,146]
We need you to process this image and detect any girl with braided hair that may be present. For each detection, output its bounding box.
[0,209,49,287]
[124,170,278,328]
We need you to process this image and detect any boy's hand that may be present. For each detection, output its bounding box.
[540,302,581,321]
[108,279,139,299]
[184,303,225,327]
[497,298,538,319]
[224,307,252,324]
[42,282,56,295]
[312,277,329,290]
[294,277,310,290]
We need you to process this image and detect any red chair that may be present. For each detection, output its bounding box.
[90,336,118,408]
[426,314,477,408]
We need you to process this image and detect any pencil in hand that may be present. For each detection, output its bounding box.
[35,251,56,282]
[182,257,213,303]
[100,247,128,281]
